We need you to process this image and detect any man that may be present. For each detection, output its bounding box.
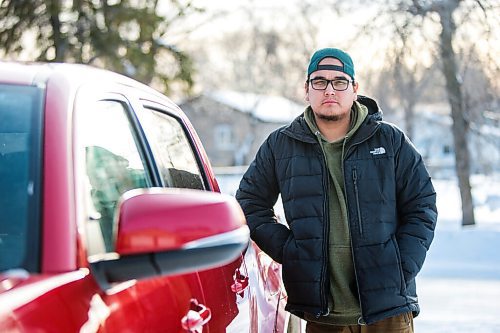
[236,48,437,332]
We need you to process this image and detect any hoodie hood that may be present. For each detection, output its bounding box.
[281,95,383,143]
[357,95,383,120]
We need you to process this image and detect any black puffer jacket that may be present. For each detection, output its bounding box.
[236,96,437,324]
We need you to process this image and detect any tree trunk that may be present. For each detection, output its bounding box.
[405,102,416,141]
[48,0,65,62]
[438,6,475,226]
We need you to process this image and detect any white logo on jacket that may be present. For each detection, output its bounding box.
[370,147,386,155]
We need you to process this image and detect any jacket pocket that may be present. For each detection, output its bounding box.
[281,232,293,263]
[391,235,407,296]
[352,167,364,237]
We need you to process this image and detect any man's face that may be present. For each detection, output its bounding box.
[305,57,358,122]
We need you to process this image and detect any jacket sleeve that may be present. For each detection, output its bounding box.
[235,135,291,264]
[395,133,438,283]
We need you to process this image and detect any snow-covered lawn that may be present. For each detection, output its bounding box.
[216,173,500,332]
[415,176,500,332]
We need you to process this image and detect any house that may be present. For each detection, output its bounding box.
[385,104,500,178]
[180,91,305,167]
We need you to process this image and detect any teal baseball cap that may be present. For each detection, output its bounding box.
[307,48,355,79]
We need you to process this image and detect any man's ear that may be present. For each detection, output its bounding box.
[353,81,359,100]
[304,81,309,101]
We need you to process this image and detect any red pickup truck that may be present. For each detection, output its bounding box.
[0,62,294,332]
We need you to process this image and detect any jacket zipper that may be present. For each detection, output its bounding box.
[342,137,364,324]
[319,160,330,317]
[315,131,330,317]
[352,167,363,236]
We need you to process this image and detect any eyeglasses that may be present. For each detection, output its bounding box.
[309,78,353,91]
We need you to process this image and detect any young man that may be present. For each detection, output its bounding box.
[236,48,437,332]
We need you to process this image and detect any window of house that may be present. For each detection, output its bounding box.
[214,124,234,150]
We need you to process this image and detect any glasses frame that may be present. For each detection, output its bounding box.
[308,77,354,91]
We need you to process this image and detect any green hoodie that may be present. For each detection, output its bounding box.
[304,101,368,325]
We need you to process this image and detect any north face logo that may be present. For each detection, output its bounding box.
[370,147,386,155]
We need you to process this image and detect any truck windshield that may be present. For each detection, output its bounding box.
[0,84,44,273]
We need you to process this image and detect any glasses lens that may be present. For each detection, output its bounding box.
[311,79,327,90]
[333,79,348,90]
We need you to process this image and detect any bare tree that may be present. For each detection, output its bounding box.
[390,38,438,139]
[407,0,475,226]
[345,0,499,226]
[189,1,340,102]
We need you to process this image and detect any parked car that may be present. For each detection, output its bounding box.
[0,62,294,332]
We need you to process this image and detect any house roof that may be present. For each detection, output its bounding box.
[207,90,305,123]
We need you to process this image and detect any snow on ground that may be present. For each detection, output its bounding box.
[415,176,500,332]
[216,172,500,332]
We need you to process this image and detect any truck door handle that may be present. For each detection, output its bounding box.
[181,299,211,332]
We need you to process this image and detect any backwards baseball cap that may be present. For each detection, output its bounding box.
[307,48,355,79]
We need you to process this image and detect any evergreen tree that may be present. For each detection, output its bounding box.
[0,0,202,93]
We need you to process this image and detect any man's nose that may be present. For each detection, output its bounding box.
[324,82,336,94]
